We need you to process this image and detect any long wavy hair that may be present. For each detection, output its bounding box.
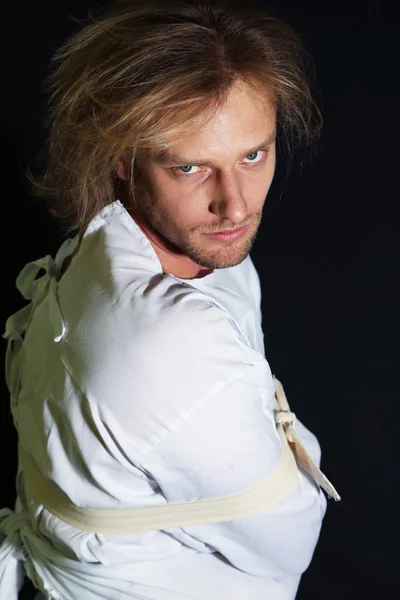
[30,0,321,233]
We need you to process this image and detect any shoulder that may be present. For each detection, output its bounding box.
[60,275,261,455]
[67,272,249,363]
[61,270,257,390]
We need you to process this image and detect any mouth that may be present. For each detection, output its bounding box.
[201,224,249,242]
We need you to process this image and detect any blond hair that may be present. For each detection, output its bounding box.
[30,0,321,233]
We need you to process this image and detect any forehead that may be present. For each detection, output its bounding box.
[151,82,276,163]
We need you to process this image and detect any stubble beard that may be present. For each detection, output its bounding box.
[138,193,260,269]
[181,224,260,269]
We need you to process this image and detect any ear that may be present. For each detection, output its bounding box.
[115,158,131,181]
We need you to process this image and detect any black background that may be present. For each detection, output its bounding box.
[1,1,399,598]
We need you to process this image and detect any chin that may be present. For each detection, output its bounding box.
[188,240,254,270]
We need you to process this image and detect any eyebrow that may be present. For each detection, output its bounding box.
[153,133,276,167]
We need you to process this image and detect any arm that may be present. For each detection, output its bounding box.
[67,281,326,579]
[140,372,326,579]
[125,300,328,580]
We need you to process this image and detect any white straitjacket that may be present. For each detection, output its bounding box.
[0,201,336,600]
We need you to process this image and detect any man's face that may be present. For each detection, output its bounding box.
[135,82,276,269]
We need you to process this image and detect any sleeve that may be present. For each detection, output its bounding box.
[67,281,326,580]
[140,383,326,580]
[126,299,327,580]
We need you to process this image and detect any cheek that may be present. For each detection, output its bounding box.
[246,169,274,203]
[142,179,191,227]
[140,176,172,212]
[158,176,210,216]
[255,155,276,196]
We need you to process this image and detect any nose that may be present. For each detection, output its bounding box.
[209,171,248,224]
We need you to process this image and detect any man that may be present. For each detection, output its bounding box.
[0,1,339,598]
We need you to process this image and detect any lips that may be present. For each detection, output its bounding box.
[201,225,249,242]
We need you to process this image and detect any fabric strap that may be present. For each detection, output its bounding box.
[20,378,340,535]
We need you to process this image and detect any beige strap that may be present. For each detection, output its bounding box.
[20,378,340,535]
[20,425,297,534]
[273,378,341,502]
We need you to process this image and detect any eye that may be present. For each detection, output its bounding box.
[242,150,266,164]
[175,165,202,175]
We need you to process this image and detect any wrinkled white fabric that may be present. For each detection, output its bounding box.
[1,200,327,599]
